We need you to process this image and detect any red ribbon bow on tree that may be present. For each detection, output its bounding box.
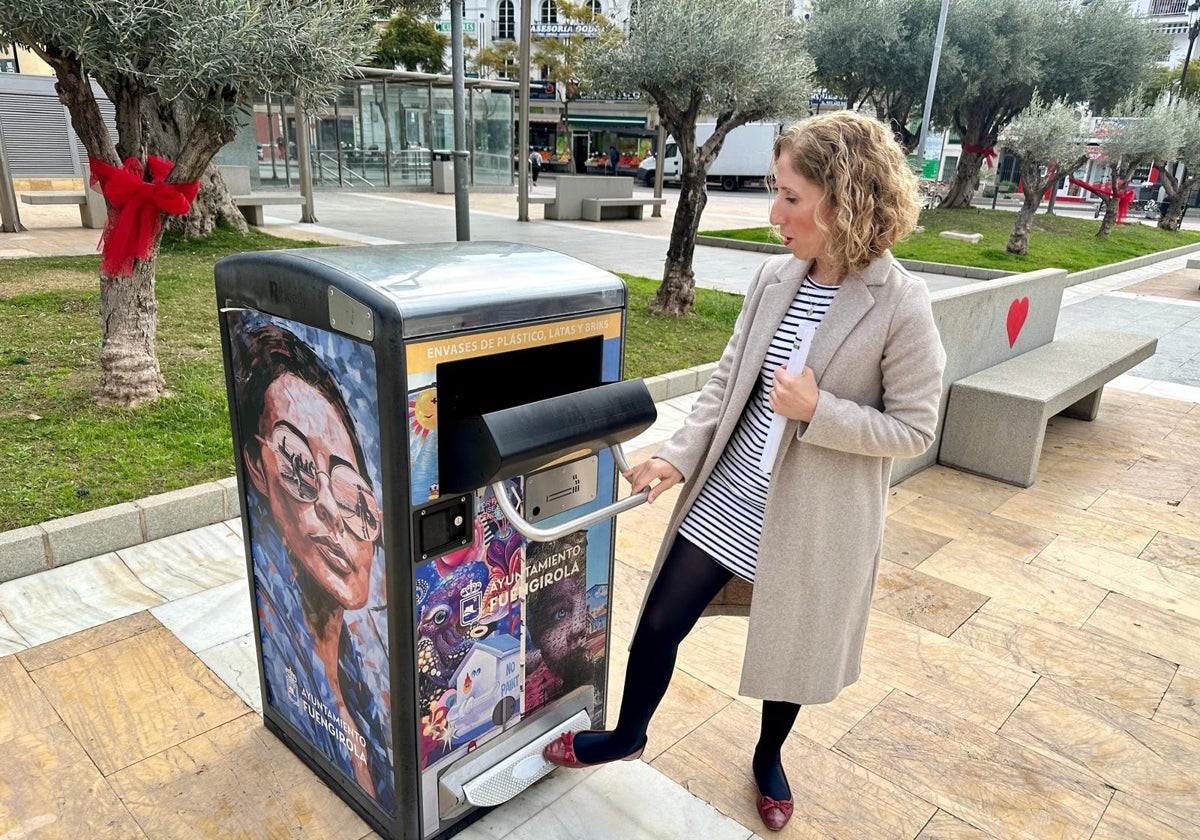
[88,155,200,277]
[962,143,997,169]
[1068,177,1135,223]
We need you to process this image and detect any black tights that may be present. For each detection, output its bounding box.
[572,536,800,800]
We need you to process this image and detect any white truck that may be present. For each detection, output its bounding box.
[636,122,782,191]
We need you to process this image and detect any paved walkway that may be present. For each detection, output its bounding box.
[2,189,1200,839]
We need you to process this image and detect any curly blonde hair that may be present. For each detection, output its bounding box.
[772,111,921,280]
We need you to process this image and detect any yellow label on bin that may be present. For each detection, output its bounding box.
[406,313,621,375]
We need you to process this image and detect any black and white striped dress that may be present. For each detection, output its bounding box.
[677,276,839,582]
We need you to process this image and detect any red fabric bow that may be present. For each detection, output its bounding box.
[1068,177,1135,223]
[88,155,200,277]
[963,143,997,169]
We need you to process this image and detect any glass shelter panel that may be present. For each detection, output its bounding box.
[471,89,513,186]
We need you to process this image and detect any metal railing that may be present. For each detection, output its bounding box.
[312,152,376,187]
[1151,0,1188,16]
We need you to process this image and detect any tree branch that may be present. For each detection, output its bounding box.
[42,48,118,165]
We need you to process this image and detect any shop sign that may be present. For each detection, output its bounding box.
[530,22,599,37]
[574,90,641,101]
[810,89,847,107]
[529,80,558,100]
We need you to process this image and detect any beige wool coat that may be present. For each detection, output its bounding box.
[645,251,946,705]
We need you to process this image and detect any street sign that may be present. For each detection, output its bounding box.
[435,21,476,33]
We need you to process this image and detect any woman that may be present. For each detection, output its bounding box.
[233,321,394,813]
[543,111,946,832]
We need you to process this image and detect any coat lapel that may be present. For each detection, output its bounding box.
[806,253,891,381]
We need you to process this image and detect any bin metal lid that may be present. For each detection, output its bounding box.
[230,241,626,339]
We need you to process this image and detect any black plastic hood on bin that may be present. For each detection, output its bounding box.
[214,241,626,339]
[439,379,657,494]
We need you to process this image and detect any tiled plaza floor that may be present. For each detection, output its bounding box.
[2,385,1200,838]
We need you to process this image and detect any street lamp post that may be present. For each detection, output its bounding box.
[914,0,950,175]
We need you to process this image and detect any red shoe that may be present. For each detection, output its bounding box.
[542,730,646,768]
[756,794,794,831]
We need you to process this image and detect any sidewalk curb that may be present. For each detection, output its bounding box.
[695,235,1011,281]
[1064,240,1200,285]
[0,367,718,586]
[1,478,241,583]
[695,234,1200,286]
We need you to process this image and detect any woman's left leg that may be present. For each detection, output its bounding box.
[754,699,801,801]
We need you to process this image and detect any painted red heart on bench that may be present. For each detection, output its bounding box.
[1007,297,1029,347]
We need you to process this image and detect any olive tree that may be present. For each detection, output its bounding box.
[0,0,377,406]
[998,97,1086,255]
[1155,101,1200,231]
[583,0,812,315]
[936,0,1163,208]
[807,0,947,152]
[1085,100,1181,237]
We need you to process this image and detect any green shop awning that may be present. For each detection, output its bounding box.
[566,115,651,131]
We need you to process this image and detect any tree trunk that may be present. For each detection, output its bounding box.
[1160,194,1188,232]
[168,164,249,238]
[1006,194,1040,255]
[653,167,708,316]
[941,149,986,208]
[1096,199,1117,237]
[1157,168,1192,232]
[98,240,166,406]
[1007,162,1049,255]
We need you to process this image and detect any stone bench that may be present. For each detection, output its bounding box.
[217,164,303,226]
[20,185,107,230]
[231,193,306,226]
[937,329,1157,487]
[528,196,555,205]
[544,175,635,220]
[580,196,666,221]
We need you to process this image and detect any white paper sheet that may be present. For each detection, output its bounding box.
[758,320,817,475]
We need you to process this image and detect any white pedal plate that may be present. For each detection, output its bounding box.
[461,709,592,807]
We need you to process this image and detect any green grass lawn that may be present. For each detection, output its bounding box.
[702,207,1200,274]
[0,233,741,531]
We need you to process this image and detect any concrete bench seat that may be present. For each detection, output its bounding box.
[528,196,555,206]
[217,164,304,226]
[20,189,106,229]
[580,196,666,221]
[230,193,305,226]
[937,329,1157,487]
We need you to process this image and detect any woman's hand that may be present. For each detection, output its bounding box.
[623,457,683,503]
[770,365,820,422]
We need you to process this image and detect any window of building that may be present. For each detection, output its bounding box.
[497,0,514,40]
[540,0,558,24]
[587,0,602,17]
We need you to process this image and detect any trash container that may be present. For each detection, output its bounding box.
[432,151,454,194]
[216,242,656,839]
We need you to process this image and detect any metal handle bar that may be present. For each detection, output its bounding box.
[490,443,650,542]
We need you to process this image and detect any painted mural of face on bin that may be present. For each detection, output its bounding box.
[230,313,394,815]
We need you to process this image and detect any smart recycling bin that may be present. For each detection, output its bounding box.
[216,242,656,839]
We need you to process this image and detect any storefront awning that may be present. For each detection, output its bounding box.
[566,115,651,131]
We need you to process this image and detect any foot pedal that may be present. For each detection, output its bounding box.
[460,709,591,807]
